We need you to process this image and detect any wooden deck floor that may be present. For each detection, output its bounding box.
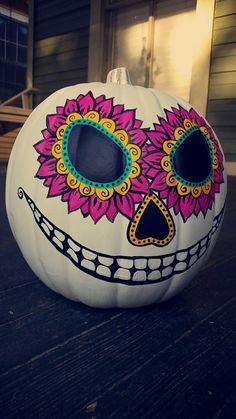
[1,166,236,419]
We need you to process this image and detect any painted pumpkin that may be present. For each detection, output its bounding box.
[6,68,227,308]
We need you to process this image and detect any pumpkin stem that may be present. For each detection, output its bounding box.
[106,67,132,85]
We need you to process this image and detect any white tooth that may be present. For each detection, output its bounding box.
[174,262,187,272]
[67,248,79,263]
[82,249,96,260]
[201,238,207,247]
[148,270,161,280]
[176,251,188,261]
[190,244,199,255]
[30,202,35,210]
[68,239,81,252]
[148,258,161,270]
[34,210,41,222]
[199,246,207,257]
[96,265,111,278]
[134,259,147,269]
[163,255,174,267]
[98,256,114,266]
[52,236,64,250]
[54,230,65,242]
[81,259,95,271]
[117,258,133,269]
[114,268,131,281]
[162,266,173,277]
[41,222,50,236]
[212,226,217,234]
[133,270,147,281]
[189,254,198,266]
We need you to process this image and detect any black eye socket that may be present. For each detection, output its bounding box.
[62,121,132,188]
[171,128,213,185]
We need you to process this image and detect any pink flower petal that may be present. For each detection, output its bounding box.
[160,118,175,138]
[144,152,163,169]
[42,129,51,139]
[129,129,146,146]
[36,158,56,178]
[34,137,56,156]
[133,119,142,129]
[131,175,149,194]
[113,110,135,130]
[106,198,118,222]
[189,108,205,127]
[62,191,71,201]
[68,189,89,213]
[159,189,169,199]
[95,95,106,105]
[146,167,158,178]
[56,106,64,114]
[64,99,78,115]
[147,129,167,147]
[89,196,109,223]
[165,109,182,129]
[150,171,167,191]
[199,193,211,216]
[77,91,95,115]
[47,114,67,134]
[44,177,53,187]
[116,194,135,219]
[81,201,90,216]
[179,194,197,221]
[179,106,191,121]
[95,98,113,118]
[129,192,143,203]
[48,174,69,197]
[214,167,224,183]
[167,188,179,208]
[113,104,124,115]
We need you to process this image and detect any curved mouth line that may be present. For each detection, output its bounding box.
[18,187,224,286]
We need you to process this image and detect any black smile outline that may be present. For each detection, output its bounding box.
[18,187,224,286]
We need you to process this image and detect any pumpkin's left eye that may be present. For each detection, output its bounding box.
[62,119,132,189]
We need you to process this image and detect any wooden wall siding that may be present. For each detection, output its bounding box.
[207,0,236,162]
[33,0,90,105]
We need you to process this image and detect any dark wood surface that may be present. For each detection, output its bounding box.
[0,166,236,419]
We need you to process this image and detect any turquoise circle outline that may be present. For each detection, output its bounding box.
[169,125,214,188]
[61,119,133,189]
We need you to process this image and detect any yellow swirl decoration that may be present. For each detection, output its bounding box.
[191,186,201,198]
[177,183,191,196]
[166,172,178,187]
[79,184,95,196]
[51,140,62,158]
[161,155,171,172]
[174,127,185,141]
[100,118,116,133]
[66,173,80,189]
[56,124,68,140]
[66,113,82,124]
[114,130,129,146]
[200,126,210,139]
[83,111,100,122]
[115,179,131,195]
[163,140,175,155]
[96,188,114,201]
[213,155,219,169]
[211,141,217,154]
[127,144,141,161]
[129,162,141,178]
[56,158,69,175]
[183,119,193,130]
[202,181,211,195]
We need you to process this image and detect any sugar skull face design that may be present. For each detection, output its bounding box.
[6,75,226,308]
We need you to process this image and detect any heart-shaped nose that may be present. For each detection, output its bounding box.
[128,194,175,246]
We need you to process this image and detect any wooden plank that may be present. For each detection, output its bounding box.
[209,83,236,99]
[0,114,28,124]
[34,30,89,58]
[211,124,236,138]
[212,44,236,58]
[210,71,236,85]
[214,14,236,30]
[35,71,88,92]
[215,0,236,17]
[0,106,31,116]
[213,26,236,44]
[35,0,90,23]
[34,53,88,78]
[211,55,236,72]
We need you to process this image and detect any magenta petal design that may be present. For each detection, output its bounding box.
[34,91,149,223]
[144,104,225,221]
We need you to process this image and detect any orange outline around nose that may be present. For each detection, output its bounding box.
[128,193,175,247]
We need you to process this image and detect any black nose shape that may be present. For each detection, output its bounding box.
[128,194,175,247]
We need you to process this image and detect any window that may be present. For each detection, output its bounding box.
[0,13,28,102]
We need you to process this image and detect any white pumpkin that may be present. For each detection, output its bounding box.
[6,68,227,308]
